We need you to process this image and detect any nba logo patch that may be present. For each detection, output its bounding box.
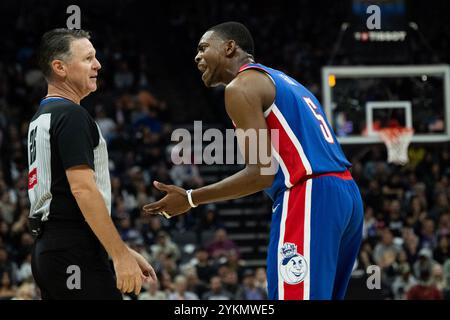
[280,243,308,285]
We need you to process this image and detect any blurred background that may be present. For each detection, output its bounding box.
[0,0,449,300]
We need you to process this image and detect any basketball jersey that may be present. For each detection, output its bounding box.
[27,97,111,223]
[238,63,351,200]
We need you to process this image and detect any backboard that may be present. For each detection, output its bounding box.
[322,65,450,144]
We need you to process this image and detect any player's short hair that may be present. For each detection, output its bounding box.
[208,21,254,56]
[38,28,91,79]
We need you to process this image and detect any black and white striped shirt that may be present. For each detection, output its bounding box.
[27,97,111,222]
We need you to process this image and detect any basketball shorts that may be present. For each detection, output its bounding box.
[31,222,122,300]
[266,171,363,300]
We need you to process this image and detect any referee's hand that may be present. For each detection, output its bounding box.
[113,250,144,295]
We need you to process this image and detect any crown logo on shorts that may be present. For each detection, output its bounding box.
[281,243,297,260]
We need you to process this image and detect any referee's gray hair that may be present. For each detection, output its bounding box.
[38,28,91,80]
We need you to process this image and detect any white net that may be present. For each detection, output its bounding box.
[379,128,414,165]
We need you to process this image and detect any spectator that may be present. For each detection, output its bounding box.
[16,253,32,284]
[114,61,134,90]
[391,264,417,300]
[413,248,437,280]
[168,275,199,300]
[362,206,377,240]
[419,218,438,249]
[0,247,17,287]
[151,230,181,262]
[202,276,233,300]
[237,269,267,300]
[431,263,446,291]
[0,271,16,300]
[373,228,400,265]
[221,269,240,298]
[437,212,450,237]
[206,228,240,261]
[95,104,117,142]
[434,235,450,264]
[192,247,216,284]
[12,282,36,300]
[255,268,268,294]
[183,267,208,299]
[138,281,167,300]
[406,264,443,300]
[169,149,204,189]
[196,206,224,234]
[0,191,15,225]
[159,270,175,296]
[443,259,450,299]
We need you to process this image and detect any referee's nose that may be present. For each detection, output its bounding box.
[93,57,102,71]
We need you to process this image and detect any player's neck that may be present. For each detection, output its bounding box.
[46,82,82,104]
[224,57,255,84]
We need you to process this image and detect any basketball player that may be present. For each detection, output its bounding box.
[143,22,363,300]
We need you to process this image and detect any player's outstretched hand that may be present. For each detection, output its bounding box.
[142,181,191,218]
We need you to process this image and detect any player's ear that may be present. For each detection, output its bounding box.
[224,40,237,57]
[51,59,67,78]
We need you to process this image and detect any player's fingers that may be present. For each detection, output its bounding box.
[125,277,133,293]
[148,266,157,283]
[134,274,142,295]
[153,180,170,192]
[143,201,162,212]
[116,277,123,292]
[141,273,149,282]
[143,208,163,216]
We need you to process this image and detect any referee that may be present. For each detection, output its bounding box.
[27,29,156,299]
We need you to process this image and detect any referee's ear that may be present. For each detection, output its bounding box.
[51,59,68,79]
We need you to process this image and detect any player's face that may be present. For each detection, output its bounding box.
[195,31,226,87]
[64,38,101,97]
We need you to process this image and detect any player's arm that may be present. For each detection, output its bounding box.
[192,70,275,203]
[143,70,276,216]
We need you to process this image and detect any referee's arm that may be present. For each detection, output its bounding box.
[66,165,144,295]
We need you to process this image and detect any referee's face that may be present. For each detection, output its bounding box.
[65,38,102,97]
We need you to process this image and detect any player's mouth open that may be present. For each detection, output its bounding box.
[198,64,207,79]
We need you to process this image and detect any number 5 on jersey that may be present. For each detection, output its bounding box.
[303,97,334,144]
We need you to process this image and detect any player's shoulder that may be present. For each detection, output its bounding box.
[227,68,274,98]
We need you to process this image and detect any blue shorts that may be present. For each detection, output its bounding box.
[266,171,363,300]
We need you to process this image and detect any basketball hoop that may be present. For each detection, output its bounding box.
[378,127,414,165]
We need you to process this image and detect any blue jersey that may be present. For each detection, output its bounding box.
[238,63,351,200]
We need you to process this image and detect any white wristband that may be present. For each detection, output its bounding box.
[186,189,197,208]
